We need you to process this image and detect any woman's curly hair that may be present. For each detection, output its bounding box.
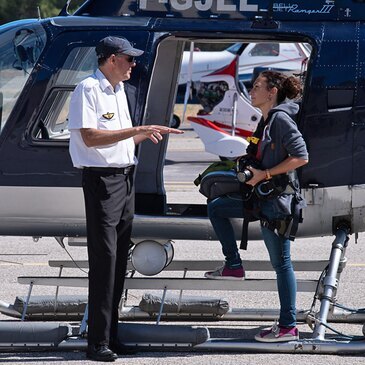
[260,70,302,104]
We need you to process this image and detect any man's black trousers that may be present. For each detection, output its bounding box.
[82,169,134,346]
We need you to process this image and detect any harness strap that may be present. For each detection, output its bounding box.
[240,217,249,250]
[288,193,305,240]
[239,184,257,251]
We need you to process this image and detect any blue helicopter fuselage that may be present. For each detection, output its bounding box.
[0,0,363,238]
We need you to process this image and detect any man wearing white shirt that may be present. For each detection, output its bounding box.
[68,36,182,362]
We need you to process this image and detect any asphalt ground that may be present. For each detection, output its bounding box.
[0,121,364,364]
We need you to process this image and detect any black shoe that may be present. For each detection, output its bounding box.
[109,340,137,355]
[86,345,118,362]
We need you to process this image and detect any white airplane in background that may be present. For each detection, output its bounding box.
[179,42,310,86]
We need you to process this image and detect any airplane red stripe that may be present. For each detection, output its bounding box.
[206,55,238,77]
[188,117,253,138]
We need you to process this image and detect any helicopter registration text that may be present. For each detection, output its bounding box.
[139,0,259,12]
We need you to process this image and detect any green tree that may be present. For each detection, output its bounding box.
[0,0,84,25]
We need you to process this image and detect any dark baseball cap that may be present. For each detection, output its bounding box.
[95,36,144,58]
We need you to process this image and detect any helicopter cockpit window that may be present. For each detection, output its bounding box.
[0,22,46,136]
[57,47,97,86]
[33,47,97,141]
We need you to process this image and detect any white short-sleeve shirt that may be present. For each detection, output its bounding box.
[68,69,137,169]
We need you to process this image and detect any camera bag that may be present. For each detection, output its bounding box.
[198,170,241,200]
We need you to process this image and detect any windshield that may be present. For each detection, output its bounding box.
[0,21,46,134]
[226,43,243,54]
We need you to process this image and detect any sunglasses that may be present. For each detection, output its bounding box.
[116,54,136,63]
[125,55,136,63]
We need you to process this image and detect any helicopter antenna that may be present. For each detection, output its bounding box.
[37,6,42,20]
[59,0,72,16]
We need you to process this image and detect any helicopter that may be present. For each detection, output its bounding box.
[0,0,365,355]
[0,0,362,240]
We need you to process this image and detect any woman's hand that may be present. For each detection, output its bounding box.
[245,156,308,186]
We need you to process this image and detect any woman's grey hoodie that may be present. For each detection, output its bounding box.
[258,101,308,170]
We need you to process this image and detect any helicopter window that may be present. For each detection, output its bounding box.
[0,22,46,135]
[327,89,354,111]
[33,88,74,140]
[57,47,98,86]
[249,43,279,57]
[33,46,98,141]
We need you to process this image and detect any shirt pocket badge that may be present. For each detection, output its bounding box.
[101,112,115,120]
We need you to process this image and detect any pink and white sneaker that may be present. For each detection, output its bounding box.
[204,265,245,280]
[255,323,299,342]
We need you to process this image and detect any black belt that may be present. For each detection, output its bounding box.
[84,166,135,175]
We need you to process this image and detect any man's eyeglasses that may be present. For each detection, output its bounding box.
[116,54,136,63]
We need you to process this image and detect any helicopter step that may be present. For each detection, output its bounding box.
[16,261,319,323]
[13,257,338,323]
[17,276,320,292]
[47,258,331,272]
[0,257,332,322]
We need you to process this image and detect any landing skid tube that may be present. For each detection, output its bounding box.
[1,322,365,355]
[194,339,365,354]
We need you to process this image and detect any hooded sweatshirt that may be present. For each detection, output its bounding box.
[257,101,308,170]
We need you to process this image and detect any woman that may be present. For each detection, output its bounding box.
[204,71,309,342]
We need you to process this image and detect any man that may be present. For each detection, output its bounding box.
[68,36,183,362]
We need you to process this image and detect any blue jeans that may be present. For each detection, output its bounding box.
[208,194,297,327]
